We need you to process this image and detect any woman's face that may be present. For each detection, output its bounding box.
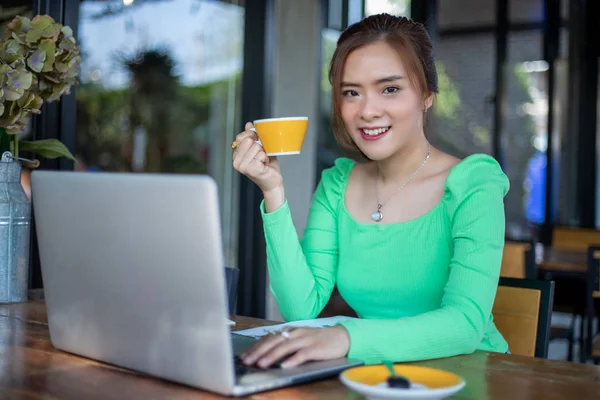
[340,40,430,161]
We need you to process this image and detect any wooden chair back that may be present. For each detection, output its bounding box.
[501,241,534,279]
[552,226,600,251]
[584,247,600,362]
[318,287,357,318]
[492,277,554,358]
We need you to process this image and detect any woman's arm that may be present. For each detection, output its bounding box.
[262,159,353,321]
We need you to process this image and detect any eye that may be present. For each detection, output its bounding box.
[342,90,359,97]
[383,86,400,94]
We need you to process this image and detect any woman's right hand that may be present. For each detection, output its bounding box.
[232,122,285,208]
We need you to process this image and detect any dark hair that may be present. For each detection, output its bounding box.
[328,14,438,154]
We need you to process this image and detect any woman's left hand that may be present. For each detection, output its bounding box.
[239,326,351,369]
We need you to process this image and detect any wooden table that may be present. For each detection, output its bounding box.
[537,247,588,275]
[0,301,598,399]
[537,247,600,299]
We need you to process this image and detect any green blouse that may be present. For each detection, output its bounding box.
[260,154,510,364]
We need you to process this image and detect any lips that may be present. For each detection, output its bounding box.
[360,126,390,141]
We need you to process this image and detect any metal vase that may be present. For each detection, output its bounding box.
[0,159,31,303]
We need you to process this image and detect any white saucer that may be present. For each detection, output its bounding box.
[339,364,465,400]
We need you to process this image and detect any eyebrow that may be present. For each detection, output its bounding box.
[341,75,405,87]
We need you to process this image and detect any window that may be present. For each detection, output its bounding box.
[365,0,410,17]
[503,31,545,239]
[75,0,244,267]
[429,33,496,157]
[438,0,495,29]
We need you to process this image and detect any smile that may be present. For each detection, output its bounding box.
[360,126,390,140]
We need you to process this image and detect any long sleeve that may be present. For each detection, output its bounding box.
[338,155,510,363]
[260,158,354,321]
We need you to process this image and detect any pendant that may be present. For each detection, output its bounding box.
[371,204,383,222]
[371,210,383,222]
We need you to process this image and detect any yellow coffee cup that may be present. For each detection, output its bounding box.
[252,117,308,156]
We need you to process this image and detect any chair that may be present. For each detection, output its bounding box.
[583,247,600,364]
[501,241,536,279]
[318,286,357,318]
[224,267,239,315]
[552,226,600,251]
[547,226,600,361]
[492,277,555,358]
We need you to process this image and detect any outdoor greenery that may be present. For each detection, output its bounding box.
[76,45,240,173]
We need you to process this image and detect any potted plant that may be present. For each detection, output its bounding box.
[0,14,80,303]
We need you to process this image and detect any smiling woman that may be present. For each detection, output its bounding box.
[232,13,510,369]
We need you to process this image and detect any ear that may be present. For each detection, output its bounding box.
[423,93,434,111]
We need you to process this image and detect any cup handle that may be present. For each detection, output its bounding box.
[249,127,263,146]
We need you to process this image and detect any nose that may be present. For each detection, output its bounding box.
[359,94,384,121]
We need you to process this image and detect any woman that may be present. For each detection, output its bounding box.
[231,13,509,369]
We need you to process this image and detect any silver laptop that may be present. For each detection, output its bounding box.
[31,170,361,397]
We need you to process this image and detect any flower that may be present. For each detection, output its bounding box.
[0,14,79,160]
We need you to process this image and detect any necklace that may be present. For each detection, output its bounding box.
[371,143,431,222]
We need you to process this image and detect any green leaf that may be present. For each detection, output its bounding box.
[19,139,76,161]
[0,103,4,116]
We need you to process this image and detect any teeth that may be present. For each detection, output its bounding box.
[362,127,389,136]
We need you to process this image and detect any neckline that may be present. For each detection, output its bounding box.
[341,193,445,227]
[340,154,481,227]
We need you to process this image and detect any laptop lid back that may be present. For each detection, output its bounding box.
[31,171,236,394]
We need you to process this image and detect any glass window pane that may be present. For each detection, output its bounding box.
[328,0,344,30]
[595,62,600,228]
[317,27,343,174]
[364,0,410,17]
[429,33,495,156]
[75,0,244,266]
[510,0,543,24]
[561,0,569,22]
[438,0,495,30]
[502,31,545,240]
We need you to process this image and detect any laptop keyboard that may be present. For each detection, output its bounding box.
[233,355,282,376]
